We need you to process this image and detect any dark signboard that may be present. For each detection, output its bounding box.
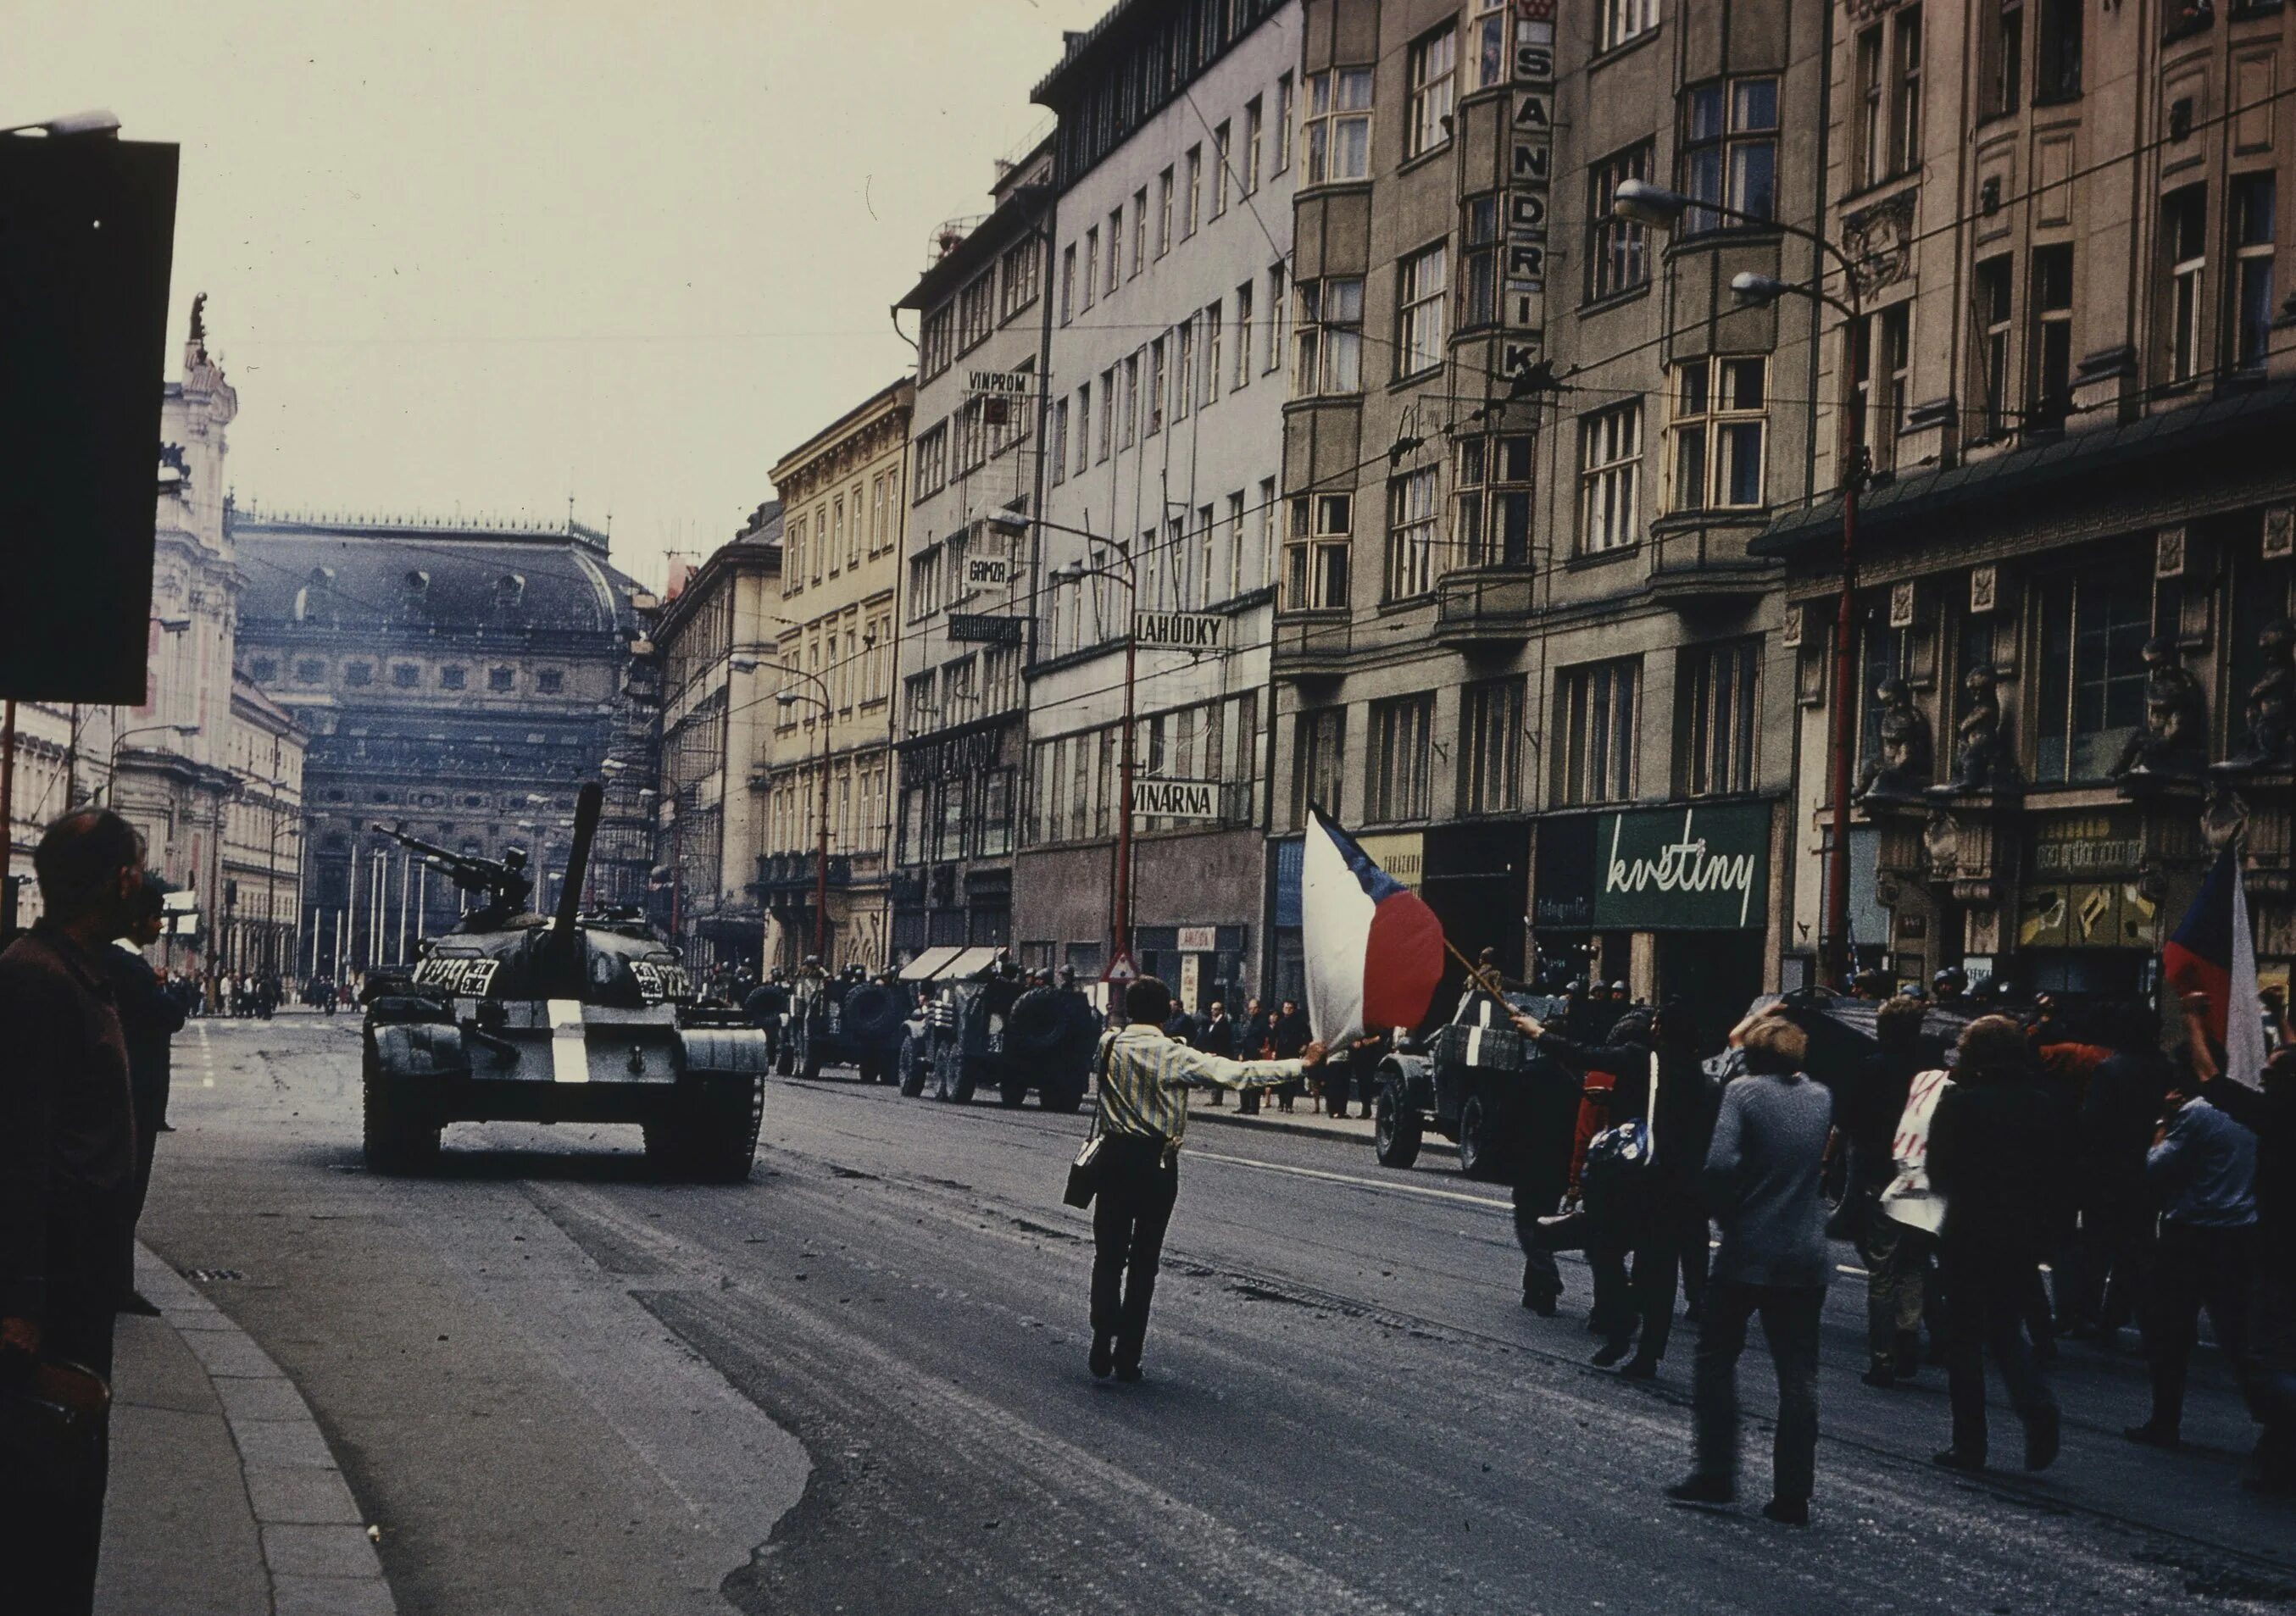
[1537,802,1772,932]
[948,613,1023,645]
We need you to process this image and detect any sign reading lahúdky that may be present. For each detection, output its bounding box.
[1130,778,1223,820]
[1595,802,1770,930]
[1132,609,1225,650]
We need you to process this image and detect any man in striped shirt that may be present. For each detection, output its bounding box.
[1087,975,1326,1380]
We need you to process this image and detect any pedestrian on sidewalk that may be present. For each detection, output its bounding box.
[1926,1015,2068,1474]
[0,808,148,1615]
[1190,999,1235,1106]
[1843,996,1929,1386]
[1667,1010,1833,1526]
[1271,998,1311,1112]
[1237,997,1273,1114]
[2126,994,2265,1456]
[1083,977,1326,1381]
[103,875,186,1318]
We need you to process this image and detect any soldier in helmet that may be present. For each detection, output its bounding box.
[1932,966,1970,1012]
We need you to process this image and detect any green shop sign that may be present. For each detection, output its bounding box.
[1593,802,1771,931]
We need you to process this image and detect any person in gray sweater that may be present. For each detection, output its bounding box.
[1667,1011,1834,1526]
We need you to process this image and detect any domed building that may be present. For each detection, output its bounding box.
[233,510,658,978]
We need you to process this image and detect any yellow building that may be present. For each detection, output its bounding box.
[761,380,912,971]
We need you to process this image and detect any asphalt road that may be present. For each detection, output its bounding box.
[139,1013,2294,1615]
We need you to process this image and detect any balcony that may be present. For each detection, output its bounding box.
[1270,612,1353,680]
[1434,566,1541,651]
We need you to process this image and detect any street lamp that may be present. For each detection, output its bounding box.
[1611,180,1871,989]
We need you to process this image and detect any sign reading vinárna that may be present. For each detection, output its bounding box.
[1130,778,1223,820]
[1132,610,1224,651]
[1598,803,1769,930]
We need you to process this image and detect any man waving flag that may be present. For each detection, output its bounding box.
[2163,846,2267,1088]
[1301,807,1446,1045]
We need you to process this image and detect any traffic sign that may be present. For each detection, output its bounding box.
[1103,950,1140,986]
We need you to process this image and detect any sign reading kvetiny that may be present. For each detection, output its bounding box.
[948,613,1023,645]
[1595,802,1770,930]
[1130,778,1223,820]
[1132,609,1225,650]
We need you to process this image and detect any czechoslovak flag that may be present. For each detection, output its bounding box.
[1302,807,1447,1045]
[2163,847,2268,1089]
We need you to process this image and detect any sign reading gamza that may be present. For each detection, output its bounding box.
[1132,610,1224,650]
[1130,778,1224,820]
[965,555,1012,589]
[1594,802,1771,930]
[948,613,1023,645]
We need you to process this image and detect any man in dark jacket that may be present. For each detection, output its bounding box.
[1237,997,1274,1113]
[1522,1000,1718,1376]
[104,875,186,1316]
[1926,1015,2067,1473]
[2063,1001,2171,1341]
[0,809,148,1613]
[1191,1000,1236,1106]
[1845,996,1930,1386]
[1270,999,1311,1111]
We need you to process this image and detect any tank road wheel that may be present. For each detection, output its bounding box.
[1456,1092,1501,1180]
[1373,1080,1422,1170]
[647,1078,764,1184]
[898,1032,927,1097]
[362,1069,440,1175]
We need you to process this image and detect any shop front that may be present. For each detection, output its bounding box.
[1530,800,1782,1049]
[1014,825,1263,1009]
[892,718,1020,964]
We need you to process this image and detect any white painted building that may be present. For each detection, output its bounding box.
[1016,0,1298,1009]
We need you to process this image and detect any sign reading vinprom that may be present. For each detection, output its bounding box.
[1595,802,1770,930]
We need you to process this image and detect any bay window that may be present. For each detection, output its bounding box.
[1293,276,1365,395]
[1304,69,1374,186]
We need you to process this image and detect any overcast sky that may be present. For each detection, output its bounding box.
[10,0,1108,590]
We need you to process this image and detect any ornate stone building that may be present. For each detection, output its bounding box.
[652,500,783,971]
[234,510,649,977]
[1761,0,2296,1005]
[761,380,912,971]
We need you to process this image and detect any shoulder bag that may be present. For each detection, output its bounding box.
[1064,1033,1118,1209]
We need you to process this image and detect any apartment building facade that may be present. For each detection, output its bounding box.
[1020,0,1298,1008]
[652,502,782,971]
[890,143,1055,958]
[1268,0,1826,1037]
[762,381,912,971]
[1761,0,2296,1002]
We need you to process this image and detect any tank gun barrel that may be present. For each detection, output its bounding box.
[552,782,604,943]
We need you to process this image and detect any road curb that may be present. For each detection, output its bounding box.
[1182,1103,1459,1155]
[135,1245,397,1616]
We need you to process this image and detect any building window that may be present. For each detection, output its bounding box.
[1598,0,1659,53]
[2035,0,2082,105]
[2164,187,2206,385]
[392,663,419,688]
[915,424,948,496]
[1471,0,1509,91]
[1669,358,1766,511]
[1589,143,1654,300]
[1454,434,1533,568]
[999,237,1040,321]
[957,271,996,353]
[1276,72,1295,172]
[1394,242,1449,378]
[489,667,514,691]
[1459,677,1523,815]
[1384,466,1441,601]
[1120,353,1139,447]
[1293,706,1348,825]
[1682,77,1777,233]
[903,671,935,738]
[1048,397,1069,486]
[920,306,954,379]
[537,669,564,695]
[1983,0,2024,119]
[1131,187,1148,275]
[2025,245,2072,428]
[1076,384,1093,475]
[2035,570,2150,784]
[1293,276,1364,395]
[1146,338,1166,436]
[1234,279,1255,387]
[1555,658,1640,807]
[249,657,278,682]
[1676,639,1760,797]
[1158,167,1175,257]
[1405,25,1457,160]
[1243,97,1264,193]
[344,662,372,687]
[1579,402,1644,552]
[296,658,325,684]
[1212,121,1231,218]
[1175,321,1195,424]
[1366,696,1434,824]
[439,665,464,690]
[1890,8,1922,175]
[1284,494,1352,611]
[1059,244,1076,325]
[1304,69,1374,186]
[1081,229,1098,311]
[1855,24,1885,189]
[1266,264,1287,372]
[1974,255,2014,439]
[1461,196,1499,327]
[2233,174,2277,373]
[1203,302,1222,408]
[1184,145,1203,240]
[1856,304,1912,469]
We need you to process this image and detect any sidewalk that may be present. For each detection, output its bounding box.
[98,1247,396,1616]
[1181,1095,1458,1155]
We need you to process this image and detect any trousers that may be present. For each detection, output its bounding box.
[1691,1280,1823,1504]
[1942,1243,2057,1460]
[1089,1135,1181,1369]
[0,1302,116,1616]
[1860,1214,1929,1362]
[2144,1219,2261,1435]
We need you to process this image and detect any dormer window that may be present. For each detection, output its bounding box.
[496,573,526,609]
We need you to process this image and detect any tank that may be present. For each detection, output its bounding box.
[359,781,770,1180]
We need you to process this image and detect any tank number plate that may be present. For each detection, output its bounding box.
[630,962,691,1004]
[413,957,501,997]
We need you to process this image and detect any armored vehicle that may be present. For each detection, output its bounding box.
[1372,990,1572,1180]
[359,782,770,1180]
[787,964,909,1083]
[891,947,1097,1110]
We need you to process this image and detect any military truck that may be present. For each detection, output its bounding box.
[359,782,771,1180]
[890,947,1097,1110]
[787,965,909,1082]
[1371,991,1571,1180]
